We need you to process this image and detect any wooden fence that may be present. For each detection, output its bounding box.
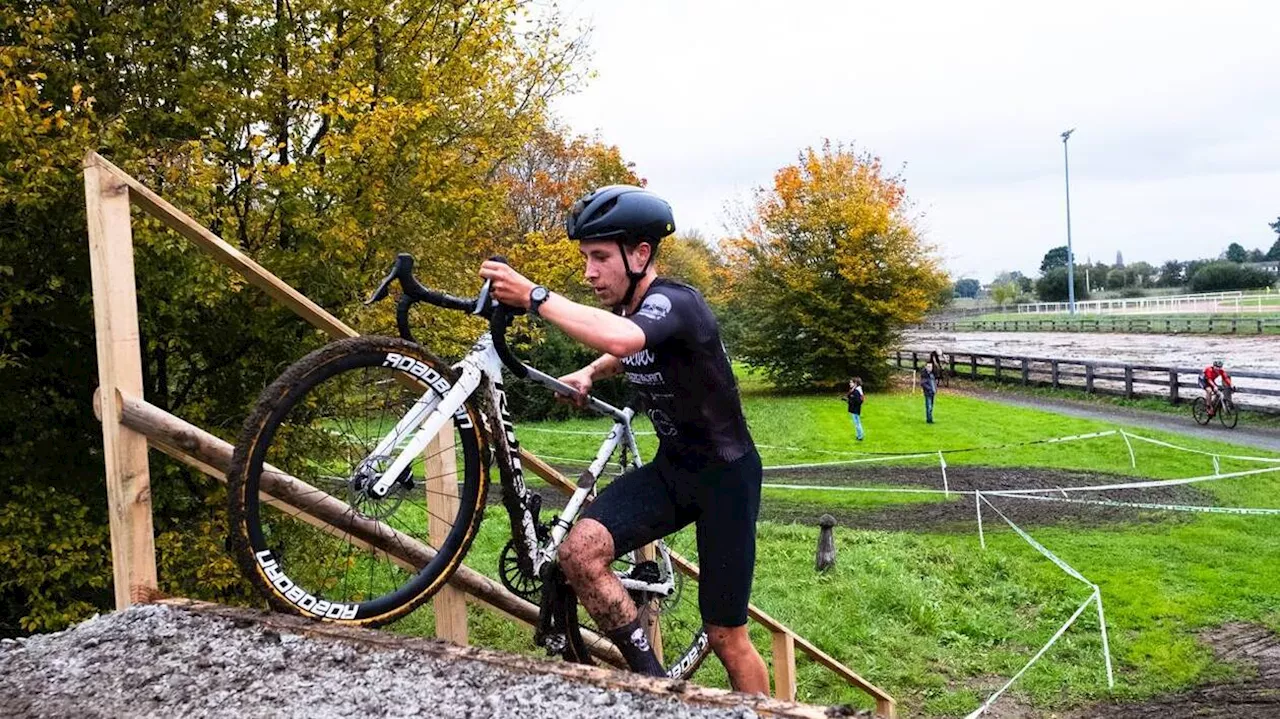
[920,316,1280,335]
[83,151,894,716]
[895,349,1280,411]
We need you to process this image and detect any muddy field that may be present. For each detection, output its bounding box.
[904,330,1280,373]
[904,329,1280,410]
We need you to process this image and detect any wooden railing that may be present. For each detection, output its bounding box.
[919,316,1280,335]
[894,349,1280,411]
[83,151,894,716]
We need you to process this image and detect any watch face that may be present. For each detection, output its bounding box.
[532,287,549,302]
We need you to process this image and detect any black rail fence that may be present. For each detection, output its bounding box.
[920,316,1280,335]
[894,349,1280,413]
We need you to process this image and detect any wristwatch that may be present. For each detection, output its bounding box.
[529,285,550,318]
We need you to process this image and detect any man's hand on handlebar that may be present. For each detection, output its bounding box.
[479,260,536,309]
[556,368,593,408]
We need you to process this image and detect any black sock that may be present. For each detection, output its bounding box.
[606,617,666,677]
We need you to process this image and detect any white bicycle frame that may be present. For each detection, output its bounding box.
[359,332,676,596]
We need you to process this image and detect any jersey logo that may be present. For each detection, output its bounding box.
[648,408,678,437]
[636,293,672,322]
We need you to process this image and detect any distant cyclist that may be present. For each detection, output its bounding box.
[1199,360,1234,416]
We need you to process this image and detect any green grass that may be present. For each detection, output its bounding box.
[349,380,1280,716]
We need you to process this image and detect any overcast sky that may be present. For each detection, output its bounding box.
[552,1,1280,283]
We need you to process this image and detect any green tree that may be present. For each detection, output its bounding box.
[1040,246,1070,274]
[1226,242,1248,263]
[0,0,585,634]
[1190,262,1275,292]
[1268,218,1280,260]
[725,141,947,389]
[1106,268,1128,290]
[1035,268,1090,302]
[1157,260,1184,287]
[990,282,1019,311]
[954,278,981,298]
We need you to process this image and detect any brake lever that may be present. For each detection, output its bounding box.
[365,261,401,306]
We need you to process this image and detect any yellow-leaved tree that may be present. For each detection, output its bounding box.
[725,141,948,389]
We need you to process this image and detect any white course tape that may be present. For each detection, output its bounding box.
[939,451,949,497]
[980,495,1093,587]
[762,452,939,471]
[1121,431,1280,464]
[987,492,1280,516]
[1120,431,1136,469]
[762,483,964,496]
[965,591,1100,719]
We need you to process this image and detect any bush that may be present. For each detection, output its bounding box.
[1119,287,1147,298]
[1035,268,1090,303]
[1189,262,1276,292]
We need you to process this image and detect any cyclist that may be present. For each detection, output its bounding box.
[479,185,768,693]
[1199,360,1233,416]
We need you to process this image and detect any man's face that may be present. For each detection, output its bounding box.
[579,240,650,306]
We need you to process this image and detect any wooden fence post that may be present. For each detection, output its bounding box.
[1124,367,1134,399]
[994,357,1002,381]
[1021,358,1029,385]
[1169,370,1180,404]
[426,428,468,645]
[970,355,978,380]
[912,351,919,370]
[84,155,158,608]
[1085,364,1094,394]
[771,631,798,701]
[1051,361,1060,388]
[949,354,957,377]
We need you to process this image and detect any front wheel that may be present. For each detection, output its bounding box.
[227,336,489,627]
[1218,398,1239,429]
[1191,397,1210,425]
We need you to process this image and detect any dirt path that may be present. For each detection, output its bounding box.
[954,386,1280,454]
[1065,623,1280,719]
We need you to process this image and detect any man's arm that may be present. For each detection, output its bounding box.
[538,293,646,359]
[479,261,646,358]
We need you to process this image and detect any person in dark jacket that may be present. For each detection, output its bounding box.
[920,364,937,424]
[846,377,864,441]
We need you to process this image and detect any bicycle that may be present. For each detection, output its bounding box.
[226,253,710,678]
[1192,384,1239,429]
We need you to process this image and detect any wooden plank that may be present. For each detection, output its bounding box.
[101,392,624,664]
[771,631,797,701]
[83,157,158,608]
[426,428,468,646]
[86,152,357,341]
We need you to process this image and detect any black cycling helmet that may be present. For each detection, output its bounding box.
[566,185,675,246]
[566,185,675,310]
[1213,360,1224,368]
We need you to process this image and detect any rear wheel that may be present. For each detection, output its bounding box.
[227,336,488,627]
[558,534,711,680]
[1191,397,1210,425]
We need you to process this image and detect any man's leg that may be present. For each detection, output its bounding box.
[560,461,691,676]
[853,413,864,440]
[695,450,767,693]
[707,624,768,694]
[926,393,934,423]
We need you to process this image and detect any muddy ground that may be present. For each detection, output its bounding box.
[528,464,1212,533]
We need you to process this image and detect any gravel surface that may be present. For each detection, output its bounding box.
[0,605,804,719]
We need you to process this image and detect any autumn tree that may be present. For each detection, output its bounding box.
[724,142,948,389]
[0,0,586,633]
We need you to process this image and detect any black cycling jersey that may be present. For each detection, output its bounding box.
[621,279,755,469]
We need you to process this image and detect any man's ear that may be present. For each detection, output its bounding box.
[627,241,653,270]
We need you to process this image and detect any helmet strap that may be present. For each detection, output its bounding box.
[615,240,656,313]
